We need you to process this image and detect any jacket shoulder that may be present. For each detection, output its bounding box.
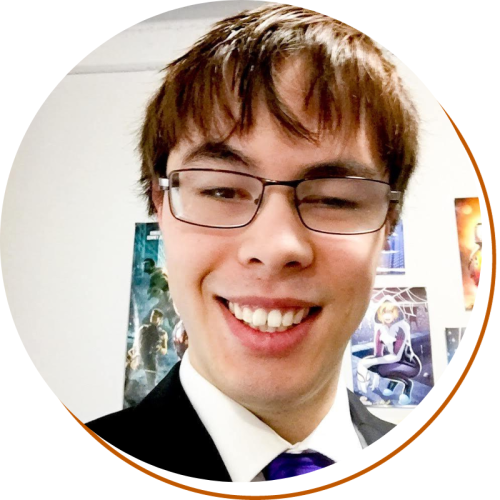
[85,364,231,481]
[86,407,138,448]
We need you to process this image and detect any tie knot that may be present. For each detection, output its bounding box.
[263,450,334,480]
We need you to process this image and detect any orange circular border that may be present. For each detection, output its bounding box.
[70,106,496,499]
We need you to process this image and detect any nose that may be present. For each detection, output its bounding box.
[237,187,314,275]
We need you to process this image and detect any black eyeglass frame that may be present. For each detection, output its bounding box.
[158,168,401,235]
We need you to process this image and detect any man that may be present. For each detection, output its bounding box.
[128,309,168,391]
[142,257,175,327]
[87,4,418,482]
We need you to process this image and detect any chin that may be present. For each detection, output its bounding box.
[218,356,334,412]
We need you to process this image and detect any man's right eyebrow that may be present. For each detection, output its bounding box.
[181,142,256,170]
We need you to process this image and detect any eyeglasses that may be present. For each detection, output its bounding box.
[158,169,400,235]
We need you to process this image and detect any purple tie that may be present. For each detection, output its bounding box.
[263,450,334,480]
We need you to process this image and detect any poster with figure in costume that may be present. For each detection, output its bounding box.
[455,198,482,310]
[123,223,185,408]
[445,328,466,363]
[350,287,434,407]
[377,221,405,275]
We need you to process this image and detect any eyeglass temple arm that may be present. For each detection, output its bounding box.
[158,178,169,191]
[389,191,401,202]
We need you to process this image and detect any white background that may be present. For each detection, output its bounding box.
[0,1,498,499]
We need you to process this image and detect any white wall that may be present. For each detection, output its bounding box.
[0,3,482,424]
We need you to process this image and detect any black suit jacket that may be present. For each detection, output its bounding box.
[87,363,394,481]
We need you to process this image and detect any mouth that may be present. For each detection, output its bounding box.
[217,297,322,355]
[219,298,320,332]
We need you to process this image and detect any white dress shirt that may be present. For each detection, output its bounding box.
[179,350,363,482]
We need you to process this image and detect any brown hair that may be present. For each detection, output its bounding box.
[139,3,419,218]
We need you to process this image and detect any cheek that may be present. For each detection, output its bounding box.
[345,236,383,301]
[319,233,383,328]
[160,213,228,320]
[321,233,383,286]
[159,213,196,318]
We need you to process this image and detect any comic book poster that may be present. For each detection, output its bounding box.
[350,287,434,407]
[455,198,482,310]
[123,223,185,408]
[377,220,405,275]
[445,328,466,363]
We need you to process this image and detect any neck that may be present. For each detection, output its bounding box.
[247,374,339,444]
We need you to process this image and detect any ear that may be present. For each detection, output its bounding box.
[385,204,400,238]
[381,216,393,244]
[151,178,164,224]
[383,220,391,240]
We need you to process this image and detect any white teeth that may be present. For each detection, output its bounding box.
[258,325,276,333]
[227,301,314,331]
[242,307,253,323]
[267,309,282,328]
[234,303,243,320]
[293,309,307,324]
[282,310,294,327]
[253,308,267,327]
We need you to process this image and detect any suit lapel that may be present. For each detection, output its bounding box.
[134,362,232,481]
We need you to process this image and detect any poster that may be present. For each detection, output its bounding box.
[123,223,183,408]
[455,198,482,310]
[445,328,466,363]
[377,220,405,275]
[350,287,434,407]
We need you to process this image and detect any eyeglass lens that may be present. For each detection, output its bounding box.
[169,170,391,234]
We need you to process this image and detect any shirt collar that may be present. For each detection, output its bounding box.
[179,350,362,482]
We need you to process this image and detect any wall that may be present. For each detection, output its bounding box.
[0,2,482,424]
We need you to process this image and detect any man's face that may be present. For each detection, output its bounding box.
[157,106,389,415]
[151,312,162,326]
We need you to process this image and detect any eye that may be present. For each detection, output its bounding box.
[300,196,359,209]
[200,187,253,201]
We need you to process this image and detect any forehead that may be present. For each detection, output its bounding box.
[168,105,385,180]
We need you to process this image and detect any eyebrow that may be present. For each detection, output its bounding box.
[181,141,381,179]
[301,162,381,180]
[182,142,255,169]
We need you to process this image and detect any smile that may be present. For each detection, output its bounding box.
[227,301,312,332]
[217,298,321,355]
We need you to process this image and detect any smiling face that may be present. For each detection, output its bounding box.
[378,303,399,325]
[155,107,389,418]
[382,311,396,325]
